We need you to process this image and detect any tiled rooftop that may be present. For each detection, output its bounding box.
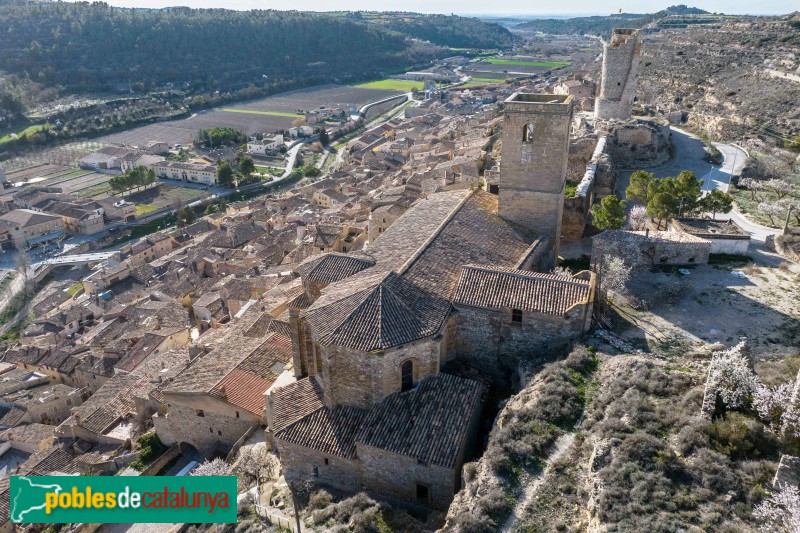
[454,265,592,315]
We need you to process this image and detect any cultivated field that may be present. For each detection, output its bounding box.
[353,79,424,91]
[96,84,398,148]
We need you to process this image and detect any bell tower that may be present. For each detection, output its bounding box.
[498,92,573,260]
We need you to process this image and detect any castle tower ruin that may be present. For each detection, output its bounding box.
[499,93,574,261]
[595,28,643,121]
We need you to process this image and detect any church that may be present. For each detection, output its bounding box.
[267,93,596,510]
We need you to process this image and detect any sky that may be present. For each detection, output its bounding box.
[61,0,794,15]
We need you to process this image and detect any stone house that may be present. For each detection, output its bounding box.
[0,209,65,249]
[670,218,750,255]
[312,189,349,208]
[154,333,293,455]
[45,202,105,235]
[453,266,595,382]
[2,383,86,426]
[592,230,712,272]
[124,232,176,267]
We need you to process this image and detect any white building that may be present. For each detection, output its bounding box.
[247,134,284,155]
[288,126,314,139]
[154,161,218,186]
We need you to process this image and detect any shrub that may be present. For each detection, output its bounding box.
[706,413,778,461]
[130,432,166,470]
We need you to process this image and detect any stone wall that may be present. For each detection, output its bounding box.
[592,231,711,275]
[562,137,610,241]
[606,120,671,168]
[154,395,260,455]
[454,301,592,384]
[277,438,361,489]
[357,445,457,510]
[595,29,643,121]
[312,328,446,409]
[499,93,573,261]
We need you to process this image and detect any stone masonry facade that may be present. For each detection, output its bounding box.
[499,93,574,261]
[595,29,643,121]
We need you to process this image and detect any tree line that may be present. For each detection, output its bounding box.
[109,166,156,195]
[0,2,513,101]
[592,170,734,231]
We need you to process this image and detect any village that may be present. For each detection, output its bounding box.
[0,20,797,533]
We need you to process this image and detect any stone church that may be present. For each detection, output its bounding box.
[268,92,596,510]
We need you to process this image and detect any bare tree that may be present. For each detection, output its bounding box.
[14,249,32,297]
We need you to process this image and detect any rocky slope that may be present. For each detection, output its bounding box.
[444,344,788,532]
[638,15,800,142]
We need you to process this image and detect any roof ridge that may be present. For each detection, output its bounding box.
[396,189,475,275]
[378,277,427,347]
[462,264,590,287]
[207,332,275,394]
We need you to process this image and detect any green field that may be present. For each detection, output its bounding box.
[353,79,424,91]
[0,123,50,144]
[135,204,158,216]
[221,108,303,118]
[485,58,570,68]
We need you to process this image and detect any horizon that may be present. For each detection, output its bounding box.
[56,1,794,16]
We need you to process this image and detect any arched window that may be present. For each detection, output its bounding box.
[401,360,414,392]
[522,123,533,143]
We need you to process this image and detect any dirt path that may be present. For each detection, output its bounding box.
[501,432,576,532]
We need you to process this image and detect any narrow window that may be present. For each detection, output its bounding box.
[196,409,205,417]
[401,360,414,392]
[324,458,329,465]
[218,430,222,436]
[416,483,430,504]
[235,411,240,418]
[522,123,532,143]
[312,465,319,477]
[488,184,499,195]
[210,427,213,433]
[512,309,523,323]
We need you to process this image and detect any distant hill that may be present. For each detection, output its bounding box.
[0,3,516,105]
[353,12,516,49]
[514,5,710,36]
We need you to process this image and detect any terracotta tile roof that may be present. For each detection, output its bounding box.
[212,369,273,416]
[304,271,450,352]
[356,373,485,468]
[296,253,375,284]
[275,406,365,459]
[164,335,268,394]
[272,378,325,434]
[454,265,592,315]
[401,191,541,299]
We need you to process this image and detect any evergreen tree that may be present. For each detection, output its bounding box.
[591,195,627,230]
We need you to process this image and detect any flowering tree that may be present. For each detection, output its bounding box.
[601,256,632,296]
[191,457,230,476]
[753,382,795,433]
[758,202,784,226]
[707,342,758,410]
[765,179,794,200]
[627,205,648,230]
[738,177,763,201]
[753,485,800,532]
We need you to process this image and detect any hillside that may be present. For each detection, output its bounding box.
[514,5,710,37]
[444,346,789,532]
[637,16,800,140]
[0,3,463,102]
[353,12,516,49]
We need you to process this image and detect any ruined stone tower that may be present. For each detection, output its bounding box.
[595,28,643,121]
[499,93,574,260]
